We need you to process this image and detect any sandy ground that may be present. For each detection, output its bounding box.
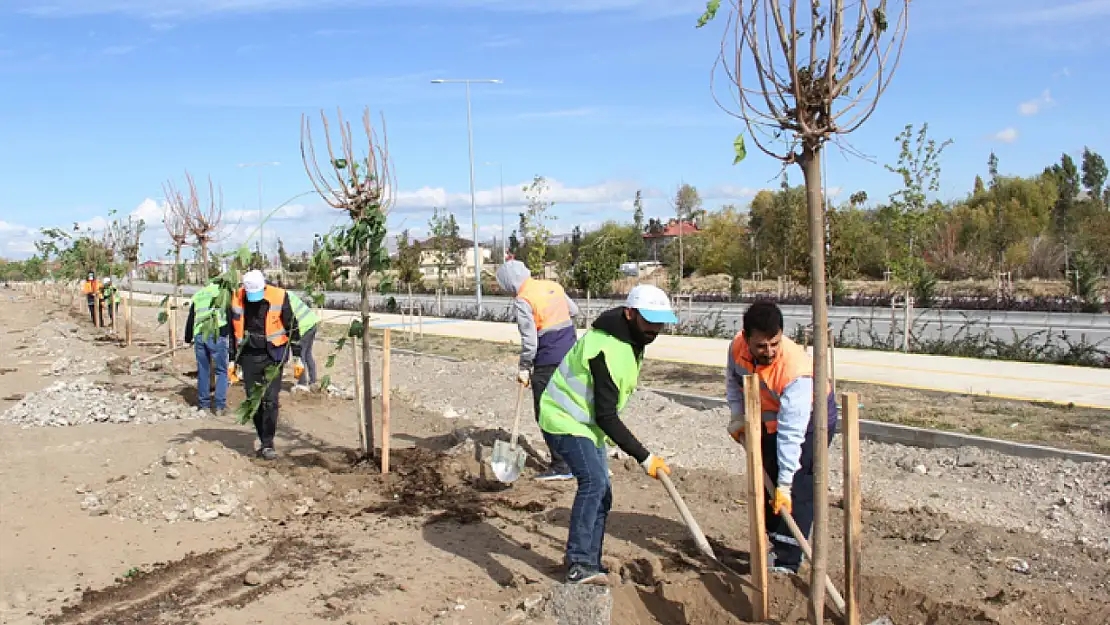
[1,286,1108,625]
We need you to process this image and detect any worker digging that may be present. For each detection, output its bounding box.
[726,300,838,575]
[496,259,581,481]
[537,283,678,585]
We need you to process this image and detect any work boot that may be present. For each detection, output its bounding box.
[213,407,227,417]
[258,447,278,460]
[535,462,573,482]
[565,564,607,586]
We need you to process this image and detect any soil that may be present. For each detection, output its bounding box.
[2,285,1108,625]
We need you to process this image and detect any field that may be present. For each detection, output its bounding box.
[1,286,1107,625]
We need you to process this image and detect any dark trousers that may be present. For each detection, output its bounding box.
[532,363,568,470]
[543,433,611,568]
[241,349,283,449]
[87,299,104,326]
[762,422,837,567]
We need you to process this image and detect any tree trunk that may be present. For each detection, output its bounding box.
[201,241,209,284]
[678,228,684,290]
[127,262,135,346]
[800,145,830,625]
[359,252,376,461]
[173,246,182,357]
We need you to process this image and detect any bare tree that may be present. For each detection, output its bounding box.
[105,212,146,345]
[164,180,194,351]
[700,1,909,621]
[181,171,225,283]
[301,106,395,460]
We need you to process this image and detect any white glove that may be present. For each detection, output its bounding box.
[517,369,531,385]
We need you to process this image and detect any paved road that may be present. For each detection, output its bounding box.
[133,280,1110,345]
[130,290,1110,409]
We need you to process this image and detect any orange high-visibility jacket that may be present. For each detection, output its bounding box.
[230,285,290,348]
[729,334,820,433]
[81,279,101,297]
[517,278,573,331]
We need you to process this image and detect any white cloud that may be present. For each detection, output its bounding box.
[1018,89,1054,116]
[990,127,1019,143]
[0,220,37,258]
[392,178,648,214]
[703,184,764,200]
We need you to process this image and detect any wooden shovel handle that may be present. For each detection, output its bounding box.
[508,383,527,451]
[659,471,716,562]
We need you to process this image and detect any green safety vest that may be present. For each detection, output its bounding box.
[288,292,319,333]
[539,329,643,447]
[190,284,227,331]
[101,286,120,305]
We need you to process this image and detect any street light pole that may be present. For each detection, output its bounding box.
[432,78,502,317]
[236,161,280,267]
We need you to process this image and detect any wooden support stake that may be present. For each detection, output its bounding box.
[381,329,391,474]
[169,299,178,358]
[94,293,103,329]
[841,391,862,625]
[352,340,367,454]
[125,288,133,346]
[743,374,768,622]
[111,295,118,336]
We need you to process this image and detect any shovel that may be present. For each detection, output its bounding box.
[659,472,750,581]
[491,384,528,483]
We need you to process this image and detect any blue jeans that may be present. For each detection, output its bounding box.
[194,335,229,410]
[543,432,612,568]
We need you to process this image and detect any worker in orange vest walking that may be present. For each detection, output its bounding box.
[81,271,103,326]
[230,270,299,460]
[725,300,837,575]
[496,259,580,481]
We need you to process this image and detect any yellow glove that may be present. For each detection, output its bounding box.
[772,486,792,516]
[640,454,671,480]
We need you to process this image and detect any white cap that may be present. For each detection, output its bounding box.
[242,269,266,295]
[625,284,677,324]
[103,277,112,285]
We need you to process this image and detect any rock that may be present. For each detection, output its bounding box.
[545,584,612,625]
[922,528,947,542]
[243,571,262,586]
[896,455,917,471]
[281,578,297,589]
[209,485,222,496]
[912,464,928,476]
[214,504,235,516]
[644,555,665,586]
[165,468,181,480]
[325,597,347,611]
[955,449,979,467]
[163,511,180,522]
[866,618,895,625]
[1006,557,1031,574]
[193,507,219,522]
[443,407,459,419]
[163,449,180,465]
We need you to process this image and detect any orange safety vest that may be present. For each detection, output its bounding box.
[517,278,572,331]
[731,333,827,433]
[230,285,289,347]
[82,279,101,296]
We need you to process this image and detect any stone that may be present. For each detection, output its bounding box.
[163,449,180,465]
[214,504,235,517]
[922,528,947,542]
[866,618,895,625]
[912,464,928,476]
[165,468,181,480]
[546,584,612,625]
[325,597,346,611]
[243,571,262,586]
[193,507,219,522]
[163,511,180,522]
[210,485,222,496]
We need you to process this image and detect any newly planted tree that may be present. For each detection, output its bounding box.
[105,210,146,345]
[182,171,225,283]
[163,180,193,344]
[700,0,910,620]
[521,175,555,273]
[302,106,395,460]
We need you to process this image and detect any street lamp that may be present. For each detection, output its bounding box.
[236,161,281,266]
[483,161,505,262]
[431,78,502,317]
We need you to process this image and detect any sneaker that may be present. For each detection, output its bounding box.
[565,564,607,585]
[258,447,278,460]
[292,384,310,393]
[769,562,799,575]
[535,466,574,482]
[213,408,227,417]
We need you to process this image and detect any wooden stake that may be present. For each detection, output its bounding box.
[125,287,133,346]
[841,391,862,625]
[169,298,178,358]
[94,292,103,329]
[381,328,391,474]
[743,374,768,621]
[352,340,367,454]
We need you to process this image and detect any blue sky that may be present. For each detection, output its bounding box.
[0,0,1107,261]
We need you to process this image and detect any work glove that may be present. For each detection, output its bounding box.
[727,417,746,444]
[772,485,792,516]
[517,368,531,386]
[640,454,671,480]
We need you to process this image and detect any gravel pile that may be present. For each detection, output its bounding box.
[381,352,1110,548]
[1,379,207,427]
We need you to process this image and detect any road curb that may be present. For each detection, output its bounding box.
[644,387,1110,465]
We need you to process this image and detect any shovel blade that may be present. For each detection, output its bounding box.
[490,440,526,483]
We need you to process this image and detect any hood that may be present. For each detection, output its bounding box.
[591,306,636,342]
[496,260,531,294]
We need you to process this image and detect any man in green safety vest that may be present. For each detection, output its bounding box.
[184,282,232,415]
[288,291,320,391]
[538,284,678,585]
[100,277,121,326]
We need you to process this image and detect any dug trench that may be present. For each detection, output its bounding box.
[2,292,1107,625]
